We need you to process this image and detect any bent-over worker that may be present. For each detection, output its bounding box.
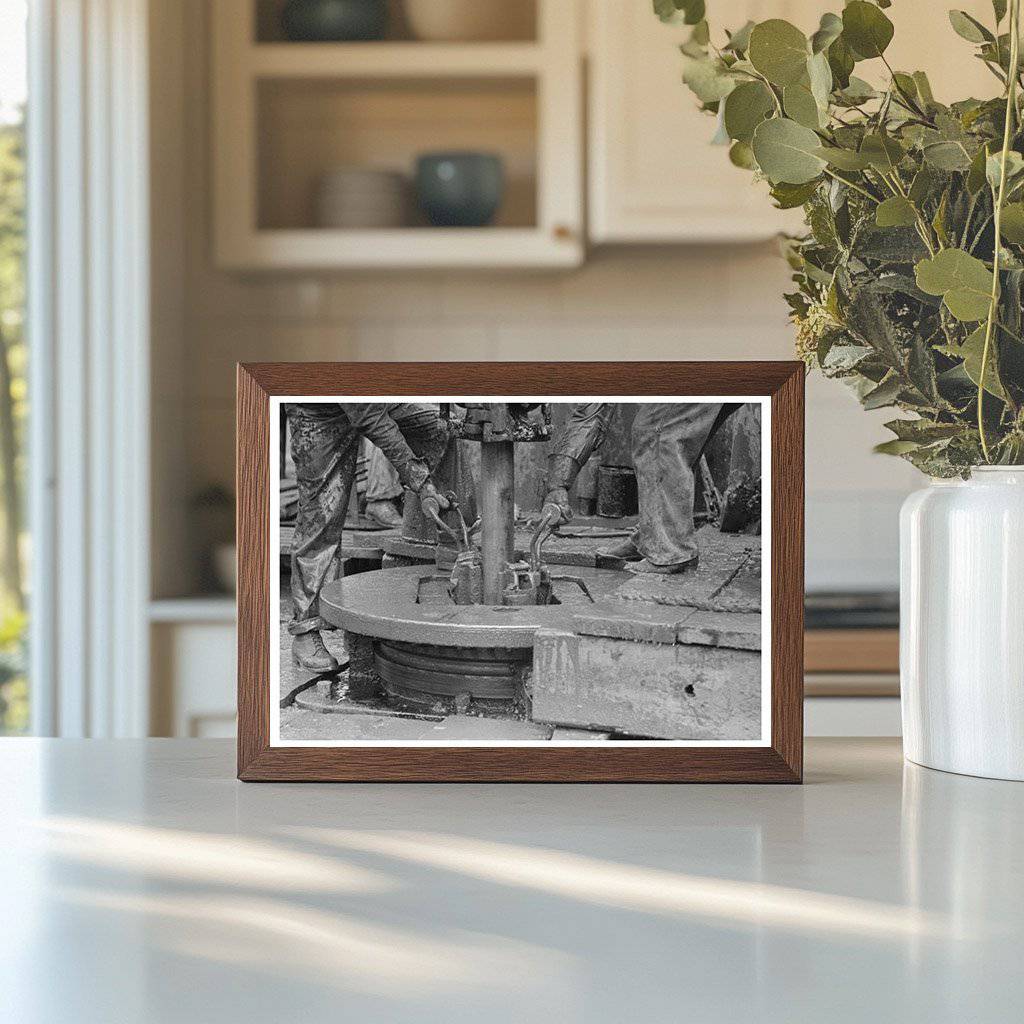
[543,402,738,574]
[286,402,453,672]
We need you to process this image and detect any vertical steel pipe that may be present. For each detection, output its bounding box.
[480,439,515,604]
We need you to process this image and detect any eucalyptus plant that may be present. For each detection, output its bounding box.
[658,0,1024,474]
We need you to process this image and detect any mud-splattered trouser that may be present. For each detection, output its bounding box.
[631,402,738,568]
[286,404,450,636]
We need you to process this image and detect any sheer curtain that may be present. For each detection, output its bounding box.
[28,0,150,736]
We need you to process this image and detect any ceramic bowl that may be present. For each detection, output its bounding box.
[314,167,409,228]
[414,152,505,228]
[281,0,388,42]
[403,0,534,42]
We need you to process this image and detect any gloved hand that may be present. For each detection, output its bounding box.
[418,479,451,522]
[542,487,573,525]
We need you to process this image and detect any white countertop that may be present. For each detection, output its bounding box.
[2,738,1021,1023]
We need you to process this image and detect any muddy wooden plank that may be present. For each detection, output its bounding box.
[550,727,612,741]
[279,705,552,741]
[531,629,761,741]
[675,610,762,651]
[571,601,687,643]
[615,549,761,613]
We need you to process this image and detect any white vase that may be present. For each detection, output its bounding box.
[900,467,1024,780]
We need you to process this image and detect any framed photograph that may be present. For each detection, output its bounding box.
[237,362,804,782]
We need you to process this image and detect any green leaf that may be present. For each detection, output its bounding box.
[810,12,843,54]
[909,165,936,205]
[681,55,736,103]
[874,439,922,456]
[862,374,902,409]
[875,196,918,228]
[653,0,676,23]
[681,0,705,25]
[923,141,973,171]
[892,72,919,103]
[986,150,1024,190]
[770,179,820,209]
[932,190,951,247]
[752,117,827,184]
[724,20,755,53]
[959,324,1007,398]
[723,81,775,143]
[807,51,833,110]
[842,1,894,60]
[915,249,994,321]
[885,418,963,443]
[855,225,929,263]
[860,133,905,173]
[654,0,705,25]
[912,71,935,105]
[994,0,1008,24]
[729,140,757,169]
[836,75,877,104]
[689,20,710,46]
[967,143,993,193]
[948,10,993,44]
[1000,202,1024,242]
[748,19,810,87]
[814,146,872,170]
[783,83,822,128]
[827,35,855,89]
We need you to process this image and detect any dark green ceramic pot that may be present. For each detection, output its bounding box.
[415,152,505,228]
[280,0,388,42]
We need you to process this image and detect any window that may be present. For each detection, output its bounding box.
[0,0,28,734]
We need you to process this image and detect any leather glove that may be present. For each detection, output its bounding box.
[542,487,573,525]
[418,480,451,522]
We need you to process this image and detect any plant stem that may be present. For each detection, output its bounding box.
[881,54,930,120]
[979,0,1021,462]
[821,167,879,203]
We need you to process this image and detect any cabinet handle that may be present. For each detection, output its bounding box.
[553,224,574,241]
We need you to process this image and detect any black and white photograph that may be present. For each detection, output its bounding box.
[271,398,769,746]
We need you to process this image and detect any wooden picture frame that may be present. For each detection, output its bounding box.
[237,362,804,782]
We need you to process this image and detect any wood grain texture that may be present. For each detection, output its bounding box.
[804,629,899,674]
[236,361,805,782]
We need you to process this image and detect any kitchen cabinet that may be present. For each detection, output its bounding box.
[212,0,584,269]
[587,1,812,243]
[587,0,998,244]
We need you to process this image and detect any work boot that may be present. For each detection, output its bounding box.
[624,557,699,576]
[365,499,403,528]
[292,631,341,674]
[597,536,643,561]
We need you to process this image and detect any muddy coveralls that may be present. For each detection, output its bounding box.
[286,402,452,636]
[548,402,737,569]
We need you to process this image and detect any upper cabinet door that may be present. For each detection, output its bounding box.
[587,1,1002,246]
[588,1,812,243]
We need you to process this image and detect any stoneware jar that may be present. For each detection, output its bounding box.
[280,0,388,42]
[900,467,1024,780]
[403,0,534,41]
[415,152,504,227]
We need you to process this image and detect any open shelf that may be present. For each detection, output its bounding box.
[248,41,544,78]
[257,76,538,232]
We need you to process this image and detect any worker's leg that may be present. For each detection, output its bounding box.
[287,404,359,642]
[631,402,731,569]
[365,442,403,502]
[362,440,404,527]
